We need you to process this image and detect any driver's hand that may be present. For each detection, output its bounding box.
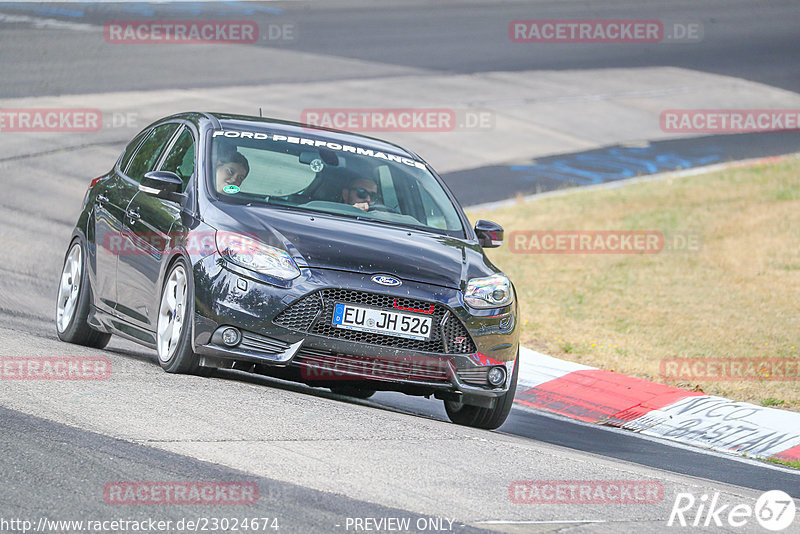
[354,202,370,211]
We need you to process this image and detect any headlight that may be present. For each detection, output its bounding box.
[216,231,300,280]
[464,273,512,309]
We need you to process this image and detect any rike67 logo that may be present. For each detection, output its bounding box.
[668,490,796,531]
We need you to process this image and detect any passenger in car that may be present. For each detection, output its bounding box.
[215,149,250,192]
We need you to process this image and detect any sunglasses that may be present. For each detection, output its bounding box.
[350,187,379,201]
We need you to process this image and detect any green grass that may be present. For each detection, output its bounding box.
[468,155,800,411]
[766,457,800,470]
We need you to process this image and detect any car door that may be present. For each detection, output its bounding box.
[117,124,194,330]
[92,128,150,314]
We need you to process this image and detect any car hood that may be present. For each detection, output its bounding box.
[207,202,493,290]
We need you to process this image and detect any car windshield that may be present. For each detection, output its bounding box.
[207,129,465,236]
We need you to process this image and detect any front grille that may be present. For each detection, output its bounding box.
[294,348,451,383]
[272,293,321,331]
[441,313,475,354]
[273,289,476,354]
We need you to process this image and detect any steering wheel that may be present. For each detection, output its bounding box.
[368,203,399,214]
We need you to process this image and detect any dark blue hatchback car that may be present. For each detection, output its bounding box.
[56,112,519,429]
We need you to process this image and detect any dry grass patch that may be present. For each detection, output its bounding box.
[469,157,800,410]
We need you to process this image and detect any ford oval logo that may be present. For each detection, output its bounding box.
[371,274,402,287]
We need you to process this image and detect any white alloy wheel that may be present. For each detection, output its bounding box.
[157,264,188,362]
[56,243,82,333]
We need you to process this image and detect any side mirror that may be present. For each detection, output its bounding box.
[140,171,185,203]
[475,220,504,248]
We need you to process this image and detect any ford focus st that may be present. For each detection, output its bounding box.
[55,112,519,429]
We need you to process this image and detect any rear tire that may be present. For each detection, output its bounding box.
[156,259,201,374]
[444,354,518,430]
[55,239,112,349]
[330,386,376,399]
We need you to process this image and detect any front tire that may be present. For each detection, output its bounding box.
[55,239,111,349]
[156,259,201,374]
[444,354,519,430]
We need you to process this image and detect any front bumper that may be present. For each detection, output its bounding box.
[191,255,519,405]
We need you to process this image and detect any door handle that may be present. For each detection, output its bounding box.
[97,194,109,203]
[127,208,140,221]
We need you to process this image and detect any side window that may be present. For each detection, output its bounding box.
[119,129,150,173]
[125,123,179,183]
[159,127,195,191]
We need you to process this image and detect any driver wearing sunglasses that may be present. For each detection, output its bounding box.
[341,175,380,211]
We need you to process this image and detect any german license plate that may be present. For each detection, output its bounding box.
[332,303,432,341]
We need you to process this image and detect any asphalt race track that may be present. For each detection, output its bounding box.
[1,1,799,533]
